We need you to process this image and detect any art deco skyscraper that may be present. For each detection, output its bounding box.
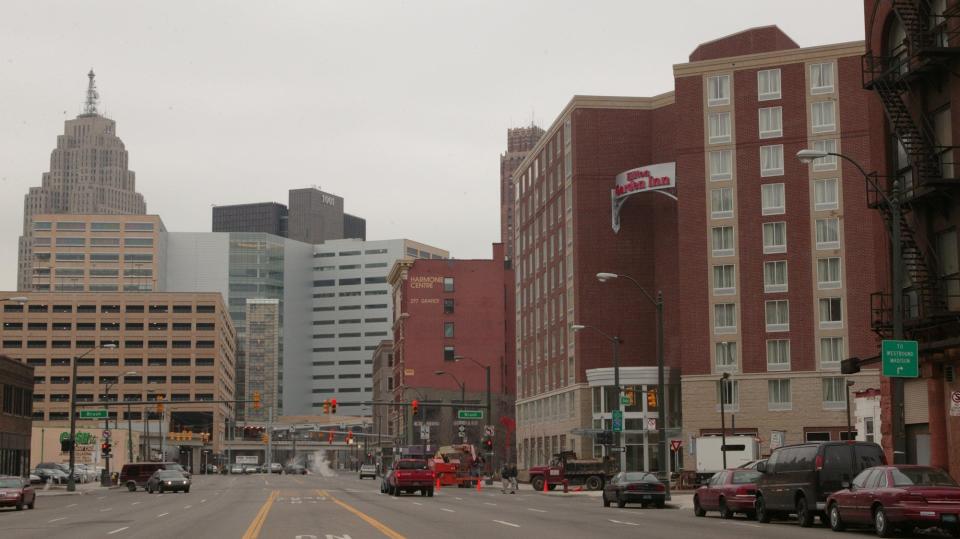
[500,124,544,259]
[17,71,147,290]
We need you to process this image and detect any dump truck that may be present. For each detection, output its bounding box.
[430,444,478,487]
[525,451,618,491]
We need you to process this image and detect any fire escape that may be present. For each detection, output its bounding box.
[862,0,960,339]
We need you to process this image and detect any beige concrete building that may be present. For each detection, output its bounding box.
[27,214,165,293]
[18,71,147,290]
[0,292,236,455]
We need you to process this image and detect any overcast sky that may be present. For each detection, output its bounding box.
[0,1,865,289]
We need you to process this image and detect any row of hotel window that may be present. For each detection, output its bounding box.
[713,257,842,295]
[33,237,154,247]
[707,64,835,107]
[34,253,153,263]
[1,340,216,349]
[713,298,843,334]
[1,304,214,314]
[33,394,214,403]
[717,377,851,411]
[708,103,836,145]
[32,221,155,232]
[3,322,214,331]
[34,269,152,277]
[709,140,837,180]
[715,337,844,373]
[711,219,841,256]
[35,376,215,384]
[711,179,839,219]
[23,357,215,367]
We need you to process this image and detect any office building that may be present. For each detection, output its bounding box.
[212,187,366,242]
[211,202,287,237]
[501,125,545,258]
[0,292,236,457]
[244,299,280,422]
[370,340,394,453]
[0,354,33,477]
[17,71,147,291]
[389,244,515,464]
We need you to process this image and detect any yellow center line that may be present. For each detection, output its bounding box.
[317,489,406,539]
[241,489,279,539]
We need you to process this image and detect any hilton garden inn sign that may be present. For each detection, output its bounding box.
[611,162,677,233]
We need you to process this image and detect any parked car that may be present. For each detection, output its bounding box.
[285,464,307,475]
[28,472,42,485]
[146,470,190,494]
[229,464,244,474]
[32,467,66,485]
[694,468,761,519]
[754,441,885,527]
[359,464,377,480]
[75,464,98,483]
[602,472,666,508]
[738,459,767,470]
[825,465,960,537]
[36,462,84,483]
[120,462,183,492]
[385,459,434,497]
[0,477,35,510]
[242,464,258,474]
[269,463,283,474]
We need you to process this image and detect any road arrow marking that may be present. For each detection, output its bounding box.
[493,520,520,528]
[107,527,129,535]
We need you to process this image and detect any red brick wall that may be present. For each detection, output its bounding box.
[689,26,799,62]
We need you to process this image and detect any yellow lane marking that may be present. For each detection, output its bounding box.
[241,489,279,539]
[317,489,406,539]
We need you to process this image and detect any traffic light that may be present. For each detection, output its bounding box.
[252,391,262,409]
[411,399,419,415]
[625,387,636,406]
[330,399,337,414]
[646,389,658,409]
[483,436,493,452]
[261,433,269,444]
[328,431,334,445]
[346,432,353,444]
[101,442,111,456]
[156,395,165,414]
[323,399,330,414]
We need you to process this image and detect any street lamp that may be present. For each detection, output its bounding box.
[846,380,857,441]
[0,296,29,303]
[455,355,492,471]
[68,342,117,492]
[99,370,136,485]
[720,372,731,469]
[797,148,906,463]
[570,324,625,472]
[596,271,669,497]
[434,370,466,444]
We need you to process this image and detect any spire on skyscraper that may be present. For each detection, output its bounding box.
[83,69,99,115]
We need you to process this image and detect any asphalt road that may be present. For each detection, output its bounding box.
[1,472,947,538]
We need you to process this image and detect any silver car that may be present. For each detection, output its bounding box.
[359,464,377,480]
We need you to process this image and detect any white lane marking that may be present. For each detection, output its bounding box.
[483,502,497,506]
[441,508,455,513]
[130,502,141,506]
[100,508,112,512]
[107,527,129,535]
[97,497,106,501]
[66,503,78,508]
[200,499,206,503]
[184,505,192,509]
[412,502,423,506]
[528,508,547,513]
[608,519,639,526]
[48,517,66,523]
[493,520,520,528]
[731,522,762,528]
[157,513,169,518]
[455,497,463,500]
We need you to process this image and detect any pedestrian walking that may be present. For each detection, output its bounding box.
[508,463,518,493]
[501,463,518,494]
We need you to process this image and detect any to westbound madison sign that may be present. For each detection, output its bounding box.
[611,162,676,232]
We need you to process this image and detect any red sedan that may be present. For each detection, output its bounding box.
[826,465,960,537]
[0,476,35,511]
[693,468,761,519]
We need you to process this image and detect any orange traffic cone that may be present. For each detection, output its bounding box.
[574,485,583,492]
[477,478,482,491]
[542,478,549,493]
[435,476,441,491]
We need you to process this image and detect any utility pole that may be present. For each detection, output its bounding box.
[267,406,273,469]
[890,180,906,464]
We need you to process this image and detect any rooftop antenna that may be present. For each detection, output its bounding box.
[83,69,99,115]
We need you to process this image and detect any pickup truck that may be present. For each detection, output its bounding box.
[384,459,434,497]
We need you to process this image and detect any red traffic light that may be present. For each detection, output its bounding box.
[411,399,419,415]
[330,399,337,414]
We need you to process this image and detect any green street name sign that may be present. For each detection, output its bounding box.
[79,409,108,419]
[882,340,919,378]
[611,410,623,433]
[620,396,631,405]
[457,410,483,420]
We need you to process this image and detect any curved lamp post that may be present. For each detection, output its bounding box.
[68,343,117,491]
[570,323,625,472]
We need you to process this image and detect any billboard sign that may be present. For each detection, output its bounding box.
[611,162,676,232]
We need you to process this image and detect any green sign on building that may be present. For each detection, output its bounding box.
[882,339,919,378]
[611,410,623,433]
[79,409,108,419]
[457,410,483,420]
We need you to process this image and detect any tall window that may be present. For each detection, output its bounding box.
[816,218,840,249]
[761,183,785,215]
[810,62,835,94]
[811,101,837,133]
[768,379,792,410]
[714,303,737,334]
[708,74,730,106]
[444,322,455,338]
[443,345,456,361]
[760,145,784,176]
[814,178,839,211]
[710,150,732,181]
[709,112,732,144]
[717,379,739,409]
[767,339,791,371]
[820,336,844,368]
[764,261,788,293]
[713,265,736,295]
[759,107,783,138]
[443,277,455,292]
[817,257,842,289]
[443,298,455,314]
[812,139,838,171]
[763,222,787,254]
[711,188,734,219]
[765,300,790,332]
[758,69,781,101]
[819,297,843,328]
[822,377,847,409]
[712,226,735,257]
[715,341,737,372]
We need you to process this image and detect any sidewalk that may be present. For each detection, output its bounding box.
[34,481,115,497]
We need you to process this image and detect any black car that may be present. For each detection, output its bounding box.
[146,470,191,493]
[755,441,885,527]
[602,472,666,508]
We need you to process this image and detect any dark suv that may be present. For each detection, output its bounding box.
[755,441,885,527]
[120,462,184,491]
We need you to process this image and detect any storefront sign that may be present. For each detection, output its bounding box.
[770,430,786,450]
[611,162,677,233]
